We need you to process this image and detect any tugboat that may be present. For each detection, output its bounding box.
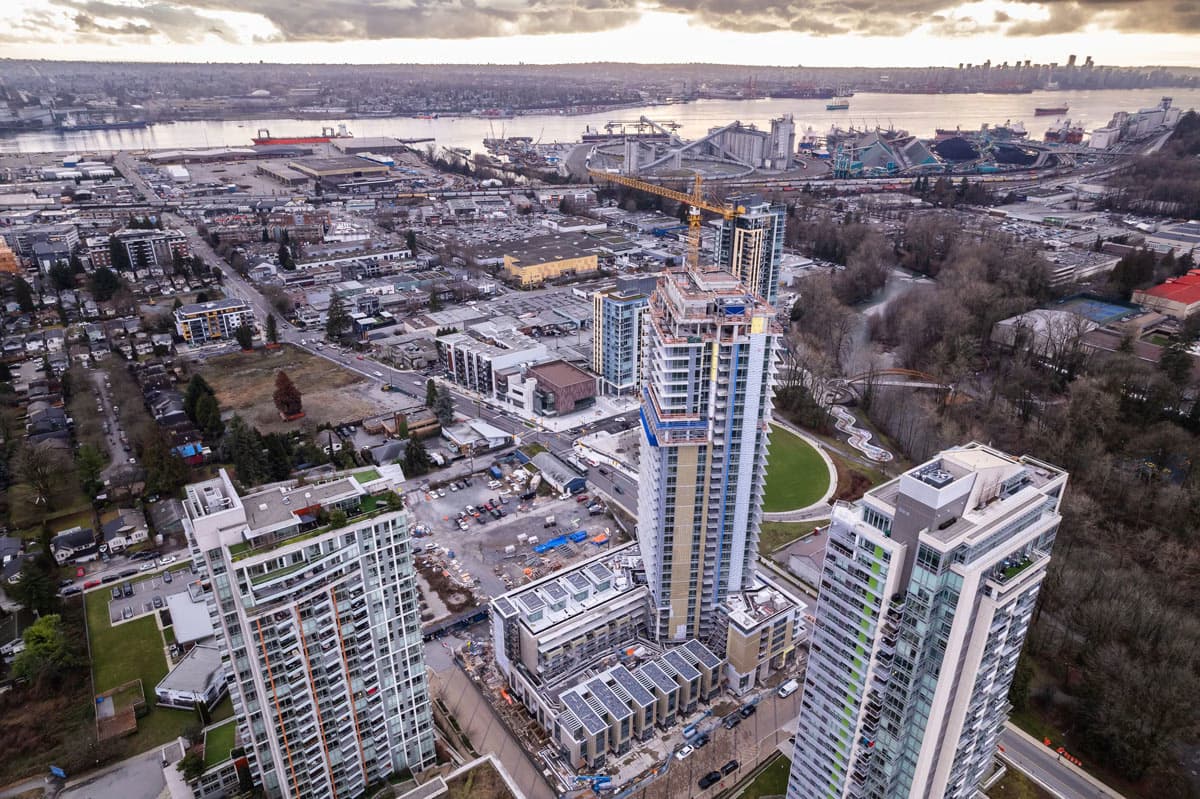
[1034,105,1069,116]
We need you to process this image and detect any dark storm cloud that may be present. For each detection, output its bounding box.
[7,0,1200,46]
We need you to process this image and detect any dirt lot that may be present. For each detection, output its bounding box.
[200,345,389,432]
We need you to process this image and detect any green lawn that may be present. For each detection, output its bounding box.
[354,468,382,484]
[763,425,830,512]
[987,767,1056,799]
[203,719,237,769]
[734,754,791,799]
[211,694,234,723]
[759,520,827,554]
[84,590,194,751]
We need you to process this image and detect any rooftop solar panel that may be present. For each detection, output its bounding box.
[684,639,722,668]
[566,572,591,592]
[588,679,633,719]
[586,562,612,584]
[543,582,568,601]
[663,650,700,680]
[563,690,608,735]
[609,665,655,706]
[492,597,517,616]
[638,662,678,694]
[518,592,545,612]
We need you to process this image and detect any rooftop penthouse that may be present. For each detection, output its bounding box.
[184,467,402,562]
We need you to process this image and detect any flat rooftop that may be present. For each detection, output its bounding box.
[491,543,639,635]
[242,476,363,534]
[157,644,223,695]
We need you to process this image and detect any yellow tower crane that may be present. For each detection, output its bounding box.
[587,168,744,272]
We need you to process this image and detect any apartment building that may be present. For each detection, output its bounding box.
[489,544,724,770]
[787,444,1067,799]
[111,227,190,271]
[714,571,807,695]
[174,298,256,344]
[591,284,650,395]
[439,324,548,398]
[637,267,780,642]
[491,544,650,714]
[715,198,785,305]
[183,469,434,799]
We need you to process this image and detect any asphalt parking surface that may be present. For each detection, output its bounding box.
[106,564,195,624]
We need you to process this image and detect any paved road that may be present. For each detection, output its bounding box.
[87,369,134,482]
[60,739,184,799]
[169,214,643,514]
[999,723,1127,799]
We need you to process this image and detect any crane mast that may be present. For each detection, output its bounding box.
[587,168,744,271]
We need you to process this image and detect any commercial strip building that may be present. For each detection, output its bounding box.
[716,197,786,305]
[637,267,780,642]
[787,443,1067,799]
[183,468,434,799]
[489,544,725,769]
[174,298,256,344]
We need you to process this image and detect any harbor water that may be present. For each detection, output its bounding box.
[2,88,1199,156]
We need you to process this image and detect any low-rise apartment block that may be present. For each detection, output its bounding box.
[489,544,725,770]
[174,298,256,344]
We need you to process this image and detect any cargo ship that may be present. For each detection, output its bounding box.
[1034,105,1069,116]
[251,124,352,145]
[1044,119,1084,144]
[826,101,850,111]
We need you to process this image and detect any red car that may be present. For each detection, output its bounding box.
[575,494,590,503]
[83,579,101,589]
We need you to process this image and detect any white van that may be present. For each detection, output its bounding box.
[778,679,800,698]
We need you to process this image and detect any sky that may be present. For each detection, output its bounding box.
[1,0,1198,67]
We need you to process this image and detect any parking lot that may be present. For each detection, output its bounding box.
[406,464,625,603]
[106,562,194,625]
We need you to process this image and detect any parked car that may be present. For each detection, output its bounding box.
[778,679,800,698]
[723,714,741,729]
[111,587,121,600]
[693,732,710,748]
[721,760,739,776]
[698,772,720,789]
[119,568,137,578]
[139,562,155,572]
[674,745,694,761]
[162,570,173,584]
[739,703,757,718]
[153,595,164,609]
[121,606,133,620]
[60,586,82,596]
[122,582,133,597]
[158,555,177,566]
